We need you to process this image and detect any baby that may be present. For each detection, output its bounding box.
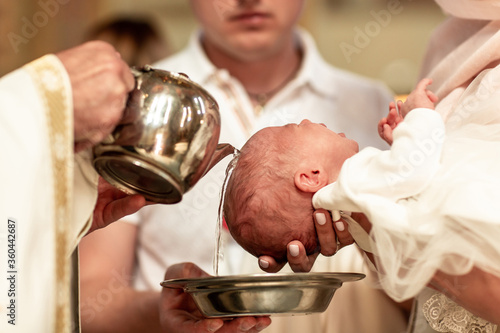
[223,115,360,263]
[224,70,500,312]
[222,69,500,332]
[223,78,439,263]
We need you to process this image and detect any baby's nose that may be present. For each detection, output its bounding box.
[299,119,312,125]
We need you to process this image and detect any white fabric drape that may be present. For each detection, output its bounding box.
[313,67,500,333]
[0,55,97,333]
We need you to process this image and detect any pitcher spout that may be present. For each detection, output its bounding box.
[203,143,238,176]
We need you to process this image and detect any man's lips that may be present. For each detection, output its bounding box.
[229,12,271,23]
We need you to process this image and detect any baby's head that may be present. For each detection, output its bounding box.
[223,126,318,263]
[223,120,359,264]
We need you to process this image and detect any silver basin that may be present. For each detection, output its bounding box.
[161,272,365,318]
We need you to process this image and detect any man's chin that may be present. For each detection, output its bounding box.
[228,34,282,58]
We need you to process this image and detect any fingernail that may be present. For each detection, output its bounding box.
[256,321,270,331]
[240,321,254,331]
[289,244,300,257]
[259,259,269,269]
[208,320,223,332]
[316,213,326,225]
[335,221,345,232]
[332,210,341,221]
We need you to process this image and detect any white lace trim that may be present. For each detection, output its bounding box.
[422,293,497,333]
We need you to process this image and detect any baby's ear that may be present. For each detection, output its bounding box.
[294,167,328,193]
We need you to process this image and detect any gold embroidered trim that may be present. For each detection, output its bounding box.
[423,292,497,333]
[25,55,73,333]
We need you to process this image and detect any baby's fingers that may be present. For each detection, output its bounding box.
[382,124,394,145]
[426,89,439,104]
[416,78,433,91]
[378,118,388,139]
[388,101,397,112]
[386,107,400,125]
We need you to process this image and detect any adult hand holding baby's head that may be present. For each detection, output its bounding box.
[258,241,319,273]
[257,209,355,273]
[314,209,354,255]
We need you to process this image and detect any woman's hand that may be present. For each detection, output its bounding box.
[257,209,355,273]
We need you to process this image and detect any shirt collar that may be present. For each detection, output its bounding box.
[178,28,337,99]
[177,29,222,85]
[292,28,338,99]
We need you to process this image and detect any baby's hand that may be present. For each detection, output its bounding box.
[378,78,438,145]
[400,78,438,117]
[378,101,403,145]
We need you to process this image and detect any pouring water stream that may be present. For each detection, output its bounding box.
[213,148,240,276]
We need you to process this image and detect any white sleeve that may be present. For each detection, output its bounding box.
[316,71,500,309]
[313,108,445,214]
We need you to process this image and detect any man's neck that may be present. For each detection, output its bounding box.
[202,36,302,97]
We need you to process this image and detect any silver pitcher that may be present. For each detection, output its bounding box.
[93,66,235,204]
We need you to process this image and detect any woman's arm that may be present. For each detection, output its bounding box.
[430,267,500,325]
[266,212,500,325]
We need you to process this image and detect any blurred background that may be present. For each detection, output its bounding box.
[0,0,445,94]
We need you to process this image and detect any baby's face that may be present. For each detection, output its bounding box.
[282,119,359,158]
